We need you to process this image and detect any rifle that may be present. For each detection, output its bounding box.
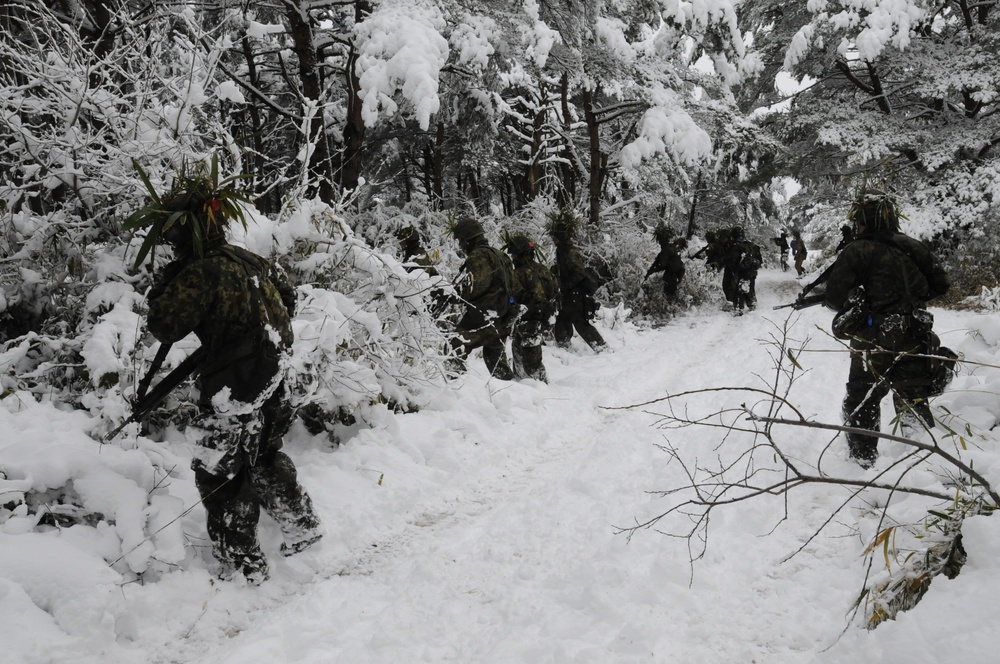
[773,293,826,310]
[773,259,839,311]
[103,345,208,442]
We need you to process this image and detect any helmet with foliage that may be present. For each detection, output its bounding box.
[451,215,485,243]
[503,232,539,262]
[847,186,902,232]
[653,223,675,246]
[546,208,579,243]
[123,154,252,268]
[731,226,746,241]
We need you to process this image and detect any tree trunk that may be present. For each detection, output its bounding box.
[339,0,372,195]
[285,1,336,203]
[582,86,603,227]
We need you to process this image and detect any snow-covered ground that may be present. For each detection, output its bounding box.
[3,268,998,664]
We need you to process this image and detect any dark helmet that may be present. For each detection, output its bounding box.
[123,154,251,267]
[848,187,900,232]
[504,233,537,261]
[653,224,674,246]
[546,208,578,243]
[731,226,746,241]
[452,215,485,243]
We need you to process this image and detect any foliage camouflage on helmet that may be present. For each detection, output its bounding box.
[847,184,903,232]
[502,231,539,261]
[123,154,253,268]
[546,208,579,243]
[653,223,674,246]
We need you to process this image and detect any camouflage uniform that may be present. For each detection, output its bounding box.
[507,235,558,382]
[773,232,789,271]
[792,231,808,276]
[721,229,761,314]
[552,240,607,351]
[823,227,949,466]
[451,219,515,380]
[645,240,685,300]
[147,241,321,582]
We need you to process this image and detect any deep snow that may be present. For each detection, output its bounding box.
[3,268,999,664]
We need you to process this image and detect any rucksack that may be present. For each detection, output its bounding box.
[482,246,517,319]
[739,242,762,272]
[199,247,288,404]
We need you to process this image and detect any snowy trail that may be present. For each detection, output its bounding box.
[10,269,1000,664]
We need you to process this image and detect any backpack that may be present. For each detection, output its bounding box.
[199,247,288,404]
[739,242,762,272]
[482,246,517,319]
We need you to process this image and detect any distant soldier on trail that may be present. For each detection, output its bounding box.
[773,231,790,271]
[792,230,808,276]
[645,224,686,302]
[547,209,607,353]
[504,232,558,382]
[835,224,854,253]
[722,227,762,315]
[450,215,516,380]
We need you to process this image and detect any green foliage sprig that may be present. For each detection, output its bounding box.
[123,154,254,268]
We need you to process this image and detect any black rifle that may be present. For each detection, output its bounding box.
[773,258,840,311]
[773,292,826,310]
[103,345,208,442]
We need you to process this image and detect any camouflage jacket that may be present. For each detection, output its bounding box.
[147,244,295,356]
[513,259,558,324]
[823,230,949,319]
[646,244,685,278]
[554,243,598,296]
[456,239,515,316]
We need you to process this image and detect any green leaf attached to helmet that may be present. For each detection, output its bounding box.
[123,154,254,268]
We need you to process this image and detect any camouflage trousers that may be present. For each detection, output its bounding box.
[553,295,605,352]
[451,311,513,380]
[512,319,548,382]
[192,384,320,578]
[843,339,935,463]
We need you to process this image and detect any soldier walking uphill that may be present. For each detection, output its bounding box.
[547,211,607,352]
[450,216,516,380]
[821,188,950,468]
[644,224,685,301]
[773,231,790,271]
[125,162,321,584]
[504,233,558,382]
[721,227,762,315]
[791,230,808,276]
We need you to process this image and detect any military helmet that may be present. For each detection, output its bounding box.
[546,208,578,242]
[452,215,486,242]
[503,233,537,259]
[848,187,900,232]
[123,154,251,268]
[653,223,674,246]
[731,226,746,241]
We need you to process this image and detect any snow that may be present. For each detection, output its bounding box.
[2,269,999,663]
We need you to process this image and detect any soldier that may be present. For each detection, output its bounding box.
[547,210,607,352]
[821,188,950,468]
[835,224,854,252]
[792,230,808,276]
[504,233,558,382]
[132,168,321,584]
[396,225,438,276]
[722,227,762,315]
[450,215,515,380]
[773,231,789,271]
[644,224,686,301]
